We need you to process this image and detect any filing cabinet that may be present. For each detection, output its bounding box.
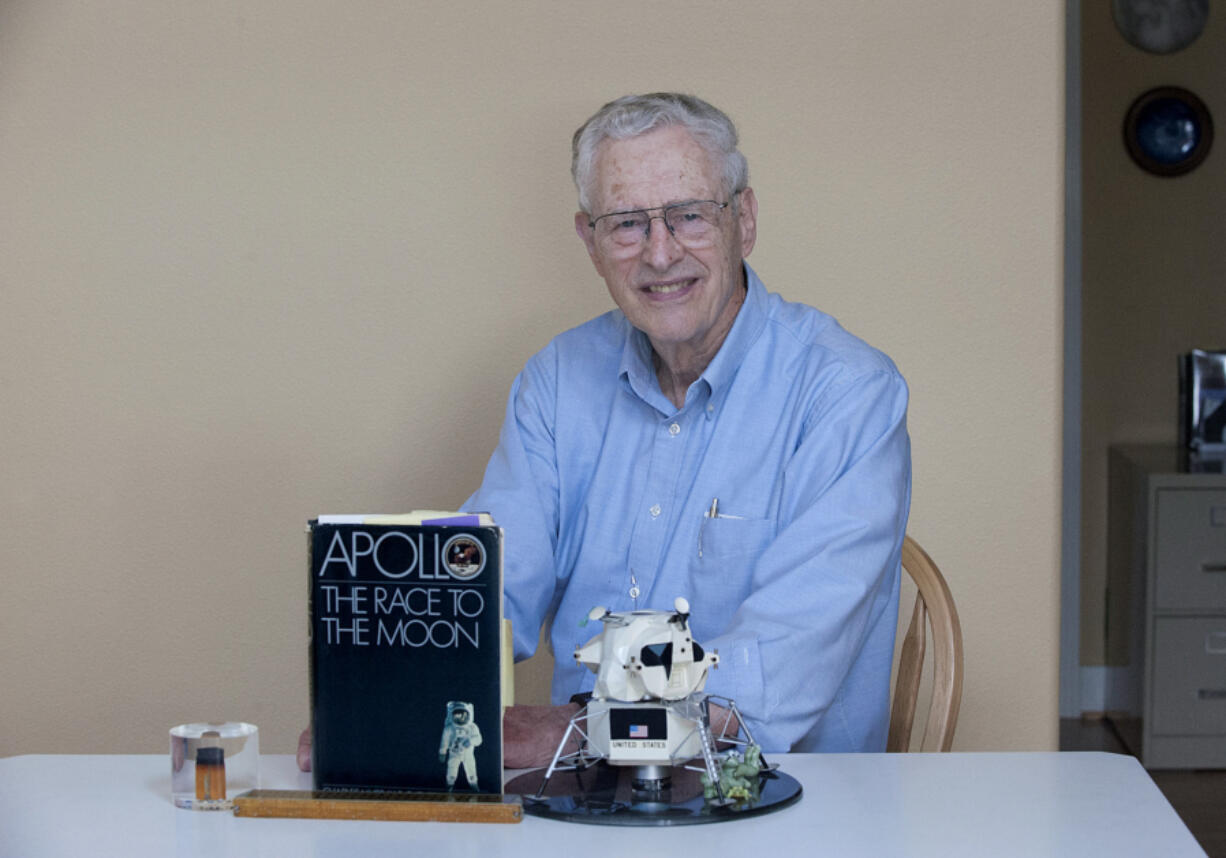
[1108,444,1226,768]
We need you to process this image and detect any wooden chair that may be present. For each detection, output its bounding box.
[887,535,964,752]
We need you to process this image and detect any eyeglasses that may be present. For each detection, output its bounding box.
[588,199,730,253]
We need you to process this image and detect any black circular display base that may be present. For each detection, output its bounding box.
[506,761,802,826]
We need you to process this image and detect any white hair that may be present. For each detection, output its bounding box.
[571,93,749,215]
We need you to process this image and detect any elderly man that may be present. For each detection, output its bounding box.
[485,92,910,766]
[297,93,909,772]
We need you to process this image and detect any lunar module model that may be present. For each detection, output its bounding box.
[532,597,773,808]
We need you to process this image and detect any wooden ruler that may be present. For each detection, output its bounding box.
[232,789,523,823]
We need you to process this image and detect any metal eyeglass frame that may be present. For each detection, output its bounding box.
[588,199,731,245]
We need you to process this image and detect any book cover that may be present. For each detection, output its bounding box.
[308,513,503,794]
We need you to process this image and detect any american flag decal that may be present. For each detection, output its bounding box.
[629,724,649,738]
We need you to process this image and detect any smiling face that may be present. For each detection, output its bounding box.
[575,125,757,374]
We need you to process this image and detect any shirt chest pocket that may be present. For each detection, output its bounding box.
[697,514,775,563]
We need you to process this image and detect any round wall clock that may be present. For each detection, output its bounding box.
[1113,0,1209,54]
[1123,86,1214,176]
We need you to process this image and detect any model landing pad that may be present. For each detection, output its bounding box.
[505,762,801,826]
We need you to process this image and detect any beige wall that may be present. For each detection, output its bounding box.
[1080,5,1226,667]
[0,1,1063,756]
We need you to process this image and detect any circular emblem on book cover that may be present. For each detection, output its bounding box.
[442,534,486,579]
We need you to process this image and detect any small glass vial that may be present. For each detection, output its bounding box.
[170,722,259,810]
[195,746,226,802]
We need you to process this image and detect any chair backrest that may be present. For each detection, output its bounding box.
[887,535,964,752]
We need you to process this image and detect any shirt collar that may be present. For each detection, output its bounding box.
[698,262,768,402]
[617,262,769,415]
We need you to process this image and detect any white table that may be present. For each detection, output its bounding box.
[0,752,1205,857]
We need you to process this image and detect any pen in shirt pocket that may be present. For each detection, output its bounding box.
[698,497,745,558]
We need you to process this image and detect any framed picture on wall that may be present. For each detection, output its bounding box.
[1123,86,1214,177]
[1112,0,1209,54]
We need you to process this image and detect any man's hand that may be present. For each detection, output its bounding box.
[297,728,311,772]
[502,703,581,769]
[707,702,737,740]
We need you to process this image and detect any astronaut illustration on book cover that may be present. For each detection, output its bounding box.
[438,700,482,791]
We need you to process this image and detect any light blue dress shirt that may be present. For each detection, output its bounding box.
[465,264,910,752]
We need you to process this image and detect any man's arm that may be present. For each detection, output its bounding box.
[465,349,590,766]
[701,368,910,752]
[464,350,563,663]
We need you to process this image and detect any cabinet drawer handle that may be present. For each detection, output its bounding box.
[1208,632,1226,654]
[1201,563,1226,573]
[1198,689,1226,700]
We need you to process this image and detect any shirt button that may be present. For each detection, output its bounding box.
[649,504,661,518]
[668,422,681,436]
[706,404,714,414]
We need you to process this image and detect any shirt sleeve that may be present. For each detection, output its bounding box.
[700,367,911,752]
[463,347,562,661]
